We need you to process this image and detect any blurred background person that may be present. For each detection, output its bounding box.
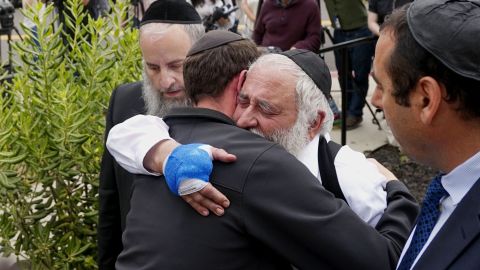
[130,0,159,28]
[240,0,258,38]
[367,0,411,36]
[253,0,322,52]
[191,0,238,32]
[324,0,374,130]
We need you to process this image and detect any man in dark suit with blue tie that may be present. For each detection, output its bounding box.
[371,1,480,269]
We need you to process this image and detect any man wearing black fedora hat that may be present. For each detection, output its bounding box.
[371,1,480,269]
[97,1,205,269]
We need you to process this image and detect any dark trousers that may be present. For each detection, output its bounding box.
[333,26,374,117]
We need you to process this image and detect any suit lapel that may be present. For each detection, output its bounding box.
[414,178,480,269]
[121,83,146,122]
[131,85,146,115]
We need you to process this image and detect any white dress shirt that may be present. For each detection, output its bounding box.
[107,115,387,226]
[107,115,170,176]
[396,150,480,269]
[297,133,387,226]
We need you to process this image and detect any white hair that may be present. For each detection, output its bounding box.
[178,23,205,44]
[296,73,334,136]
[139,22,204,45]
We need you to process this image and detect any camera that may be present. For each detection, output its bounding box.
[0,0,14,30]
[203,4,238,33]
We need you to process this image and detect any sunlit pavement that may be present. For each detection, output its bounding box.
[330,74,389,153]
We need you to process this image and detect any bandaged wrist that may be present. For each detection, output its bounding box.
[163,143,213,196]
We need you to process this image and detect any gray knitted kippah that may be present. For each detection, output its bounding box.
[407,0,480,80]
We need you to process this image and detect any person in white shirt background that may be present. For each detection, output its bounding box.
[240,0,258,38]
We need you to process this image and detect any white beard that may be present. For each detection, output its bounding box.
[250,113,311,157]
[142,70,190,117]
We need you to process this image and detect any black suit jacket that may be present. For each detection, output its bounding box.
[116,107,419,270]
[412,177,480,270]
[98,82,145,270]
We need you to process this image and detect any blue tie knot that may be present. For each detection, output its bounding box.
[422,175,449,212]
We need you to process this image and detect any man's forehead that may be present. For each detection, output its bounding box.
[243,72,277,91]
[372,33,396,88]
[240,72,296,110]
[140,24,191,64]
[140,24,188,42]
[244,66,296,93]
[375,34,395,67]
[250,61,298,76]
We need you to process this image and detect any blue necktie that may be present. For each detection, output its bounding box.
[397,175,449,270]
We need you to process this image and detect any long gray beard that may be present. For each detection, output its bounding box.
[142,71,190,117]
[250,114,310,157]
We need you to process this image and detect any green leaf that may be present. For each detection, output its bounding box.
[0,171,15,189]
[71,243,91,257]
[0,152,27,164]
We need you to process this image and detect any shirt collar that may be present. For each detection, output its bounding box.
[441,150,480,206]
[164,107,235,126]
[296,133,331,179]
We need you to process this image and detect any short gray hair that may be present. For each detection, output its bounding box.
[140,23,204,45]
[296,73,334,135]
[250,54,334,136]
[178,23,205,44]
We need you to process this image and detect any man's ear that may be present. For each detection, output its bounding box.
[225,73,241,99]
[308,111,326,140]
[237,70,248,93]
[415,76,443,125]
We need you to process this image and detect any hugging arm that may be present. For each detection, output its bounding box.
[242,144,419,269]
[106,114,235,216]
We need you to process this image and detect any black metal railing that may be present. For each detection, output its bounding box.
[0,27,21,78]
[318,34,379,145]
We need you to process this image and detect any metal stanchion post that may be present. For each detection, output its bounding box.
[340,47,348,145]
[317,35,378,145]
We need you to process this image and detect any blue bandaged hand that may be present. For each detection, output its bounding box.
[163,144,213,196]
